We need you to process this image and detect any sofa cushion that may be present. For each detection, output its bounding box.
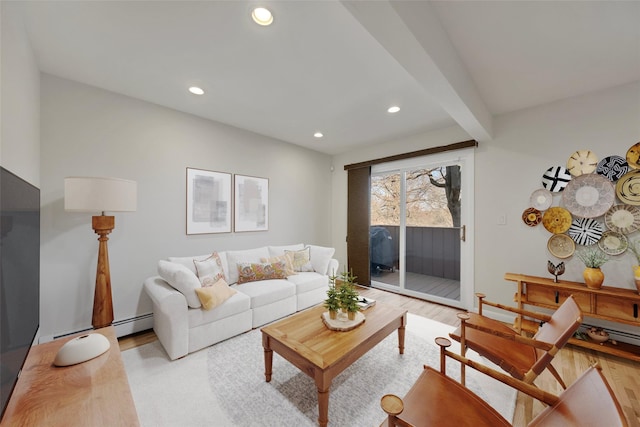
[286,272,329,294]
[226,247,270,284]
[233,279,295,308]
[260,254,296,276]
[268,243,304,257]
[285,247,314,272]
[193,252,225,286]
[237,261,288,284]
[188,291,251,329]
[157,260,202,308]
[194,278,237,310]
[307,245,336,275]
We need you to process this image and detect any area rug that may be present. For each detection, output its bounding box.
[122,313,516,426]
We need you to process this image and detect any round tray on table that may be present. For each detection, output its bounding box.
[321,311,365,331]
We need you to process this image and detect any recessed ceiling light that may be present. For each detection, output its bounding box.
[313,132,324,138]
[387,105,400,113]
[189,86,205,95]
[251,7,273,26]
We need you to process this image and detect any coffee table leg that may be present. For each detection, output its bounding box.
[262,334,273,382]
[398,315,406,354]
[317,385,330,427]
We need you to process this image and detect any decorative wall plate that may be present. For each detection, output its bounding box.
[598,231,628,256]
[616,170,640,205]
[625,142,640,169]
[568,217,603,246]
[604,204,640,234]
[596,155,629,182]
[562,173,615,218]
[529,188,553,211]
[547,234,575,259]
[541,166,572,192]
[542,207,572,234]
[566,150,598,177]
[522,207,542,227]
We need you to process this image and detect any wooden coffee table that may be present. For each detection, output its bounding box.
[261,302,407,427]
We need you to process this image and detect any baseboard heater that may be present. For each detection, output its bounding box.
[42,313,154,343]
[580,322,640,347]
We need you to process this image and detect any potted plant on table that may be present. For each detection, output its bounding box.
[324,274,341,320]
[576,247,609,289]
[338,268,360,320]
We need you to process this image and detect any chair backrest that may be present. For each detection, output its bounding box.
[531,295,582,375]
[528,365,628,427]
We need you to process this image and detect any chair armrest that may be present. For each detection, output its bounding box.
[476,292,552,322]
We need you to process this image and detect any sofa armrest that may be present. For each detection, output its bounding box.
[327,258,339,276]
[143,276,190,360]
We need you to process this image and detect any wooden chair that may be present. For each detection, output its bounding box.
[448,293,582,388]
[380,337,628,427]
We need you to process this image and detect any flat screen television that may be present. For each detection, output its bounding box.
[0,167,40,420]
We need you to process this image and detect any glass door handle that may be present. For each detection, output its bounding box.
[460,225,466,242]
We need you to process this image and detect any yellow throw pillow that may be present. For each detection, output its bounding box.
[260,254,296,276]
[194,278,237,310]
[285,248,314,272]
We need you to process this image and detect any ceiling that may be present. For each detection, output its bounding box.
[18,1,640,155]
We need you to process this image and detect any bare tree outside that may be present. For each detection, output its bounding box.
[371,166,461,227]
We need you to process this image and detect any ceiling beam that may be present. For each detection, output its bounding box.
[342,1,493,142]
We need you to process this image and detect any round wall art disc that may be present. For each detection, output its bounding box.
[596,155,629,182]
[568,217,603,246]
[604,204,640,234]
[522,207,542,227]
[616,170,640,205]
[598,231,628,256]
[547,234,575,259]
[626,142,640,169]
[542,207,572,234]
[529,188,553,211]
[541,166,572,192]
[566,150,598,177]
[562,173,615,218]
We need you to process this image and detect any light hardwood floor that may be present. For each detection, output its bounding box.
[119,286,640,426]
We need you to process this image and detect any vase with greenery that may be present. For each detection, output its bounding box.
[576,247,609,289]
[628,240,640,294]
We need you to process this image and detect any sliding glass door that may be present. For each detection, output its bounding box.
[369,149,474,309]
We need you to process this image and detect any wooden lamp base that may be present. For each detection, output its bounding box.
[92,215,115,329]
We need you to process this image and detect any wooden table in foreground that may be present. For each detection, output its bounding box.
[0,326,139,427]
[261,302,407,427]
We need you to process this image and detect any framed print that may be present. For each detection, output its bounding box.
[186,168,232,234]
[234,174,268,232]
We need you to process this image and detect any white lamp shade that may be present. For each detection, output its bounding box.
[64,177,137,213]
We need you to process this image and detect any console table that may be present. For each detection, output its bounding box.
[505,272,640,362]
[0,326,139,426]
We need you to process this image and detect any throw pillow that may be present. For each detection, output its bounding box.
[194,252,225,286]
[285,247,314,272]
[307,245,336,275]
[194,278,237,310]
[157,260,202,308]
[260,254,296,276]
[237,261,288,284]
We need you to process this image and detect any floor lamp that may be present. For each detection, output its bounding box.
[64,177,137,329]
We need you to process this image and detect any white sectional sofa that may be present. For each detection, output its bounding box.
[143,243,338,360]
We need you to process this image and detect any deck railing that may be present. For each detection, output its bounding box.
[371,225,460,281]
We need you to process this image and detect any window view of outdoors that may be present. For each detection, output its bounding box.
[370,165,462,301]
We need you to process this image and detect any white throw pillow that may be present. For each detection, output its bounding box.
[157,260,202,308]
[285,247,314,272]
[307,245,336,275]
[193,252,225,286]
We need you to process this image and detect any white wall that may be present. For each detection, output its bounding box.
[40,74,332,338]
[332,81,640,334]
[0,2,40,185]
